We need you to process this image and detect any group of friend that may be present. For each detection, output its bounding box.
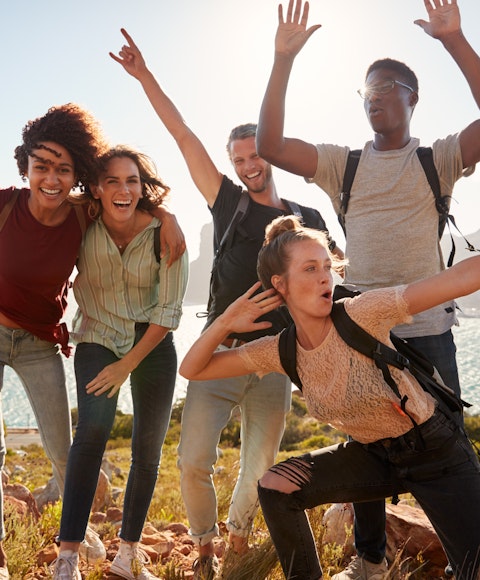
[1,1,480,579]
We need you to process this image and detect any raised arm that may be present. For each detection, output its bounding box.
[414,0,480,168]
[179,283,283,381]
[256,0,321,178]
[110,29,222,207]
[405,254,480,316]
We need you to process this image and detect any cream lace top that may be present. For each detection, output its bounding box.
[237,286,436,443]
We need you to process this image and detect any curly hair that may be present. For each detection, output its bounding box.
[257,215,347,290]
[87,145,170,219]
[14,103,109,192]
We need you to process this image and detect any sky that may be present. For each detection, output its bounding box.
[1,0,479,259]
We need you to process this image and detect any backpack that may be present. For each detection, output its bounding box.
[338,147,478,267]
[278,296,471,437]
[203,192,303,316]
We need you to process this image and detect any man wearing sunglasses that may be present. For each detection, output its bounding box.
[257,0,480,578]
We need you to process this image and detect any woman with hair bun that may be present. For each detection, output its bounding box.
[180,215,480,580]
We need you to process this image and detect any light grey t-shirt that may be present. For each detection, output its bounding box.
[307,135,472,337]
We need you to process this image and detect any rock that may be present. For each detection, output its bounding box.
[91,468,111,512]
[4,482,40,519]
[166,522,189,535]
[32,477,60,511]
[321,502,447,576]
[4,496,29,518]
[106,506,123,524]
[37,543,58,566]
[385,503,447,576]
[90,511,107,525]
[322,502,355,558]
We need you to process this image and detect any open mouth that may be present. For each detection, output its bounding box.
[40,187,62,197]
[246,171,261,180]
[113,200,132,208]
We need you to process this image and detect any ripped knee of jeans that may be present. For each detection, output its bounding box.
[258,456,312,494]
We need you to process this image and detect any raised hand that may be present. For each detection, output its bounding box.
[414,0,461,40]
[110,28,148,79]
[275,0,321,59]
[220,282,283,335]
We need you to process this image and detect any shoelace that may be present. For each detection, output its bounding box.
[129,546,150,576]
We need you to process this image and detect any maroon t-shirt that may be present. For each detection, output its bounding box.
[0,187,89,355]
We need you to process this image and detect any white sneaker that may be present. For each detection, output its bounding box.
[0,566,9,580]
[110,544,159,579]
[332,555,388,580]
[52,552,81,580]
[79,526,106,564]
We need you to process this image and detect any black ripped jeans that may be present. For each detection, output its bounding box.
[258,408,480,580]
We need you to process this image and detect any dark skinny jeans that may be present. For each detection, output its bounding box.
[353,329,461,564]
[59,326,176,543]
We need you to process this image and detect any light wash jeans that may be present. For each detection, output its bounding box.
[59,326,177,543]
[0,324,72,540]
[177,356,291,545]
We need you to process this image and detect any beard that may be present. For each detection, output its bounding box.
[239,164,273,194]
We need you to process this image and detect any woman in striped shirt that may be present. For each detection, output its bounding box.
[54,146,189,580]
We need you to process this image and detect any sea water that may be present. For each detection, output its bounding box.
[2,305,479,428]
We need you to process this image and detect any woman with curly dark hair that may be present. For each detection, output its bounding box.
[54,146,188,580]
[0,106,185,579]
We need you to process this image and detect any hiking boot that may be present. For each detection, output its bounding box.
[51,552,81,580]
[110,544,158,579]
[192,555,220,580]
[332,555,388,580]
[79,526,106,564]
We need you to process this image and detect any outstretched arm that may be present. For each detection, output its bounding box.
[110,29,222,207]
[405,254,480,316]
[179,283,283,381]
[415,0,480,168]
[256,0,321,178]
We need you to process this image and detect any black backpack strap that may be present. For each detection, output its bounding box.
[153,225,161,263]
[416,146,479,267]
[278,323,303,390]
[0,188,20,232]
[284,200,303,220]
[331,302,408,401]
[218,190,250,255]
[338,149,361,236]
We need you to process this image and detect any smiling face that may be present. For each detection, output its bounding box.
[26,141,76,214]
[363,68,418,137]
[229,136,273,194]
[272,239,334,319]
[92,156,143,224]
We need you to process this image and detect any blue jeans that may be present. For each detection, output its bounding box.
[177,357,291,545]
[59,326,176,543]
[258,408,480,580]
[0,325,72,540]
[353,329,460,563]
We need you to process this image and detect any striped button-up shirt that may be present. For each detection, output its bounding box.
[72,216,188,357]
